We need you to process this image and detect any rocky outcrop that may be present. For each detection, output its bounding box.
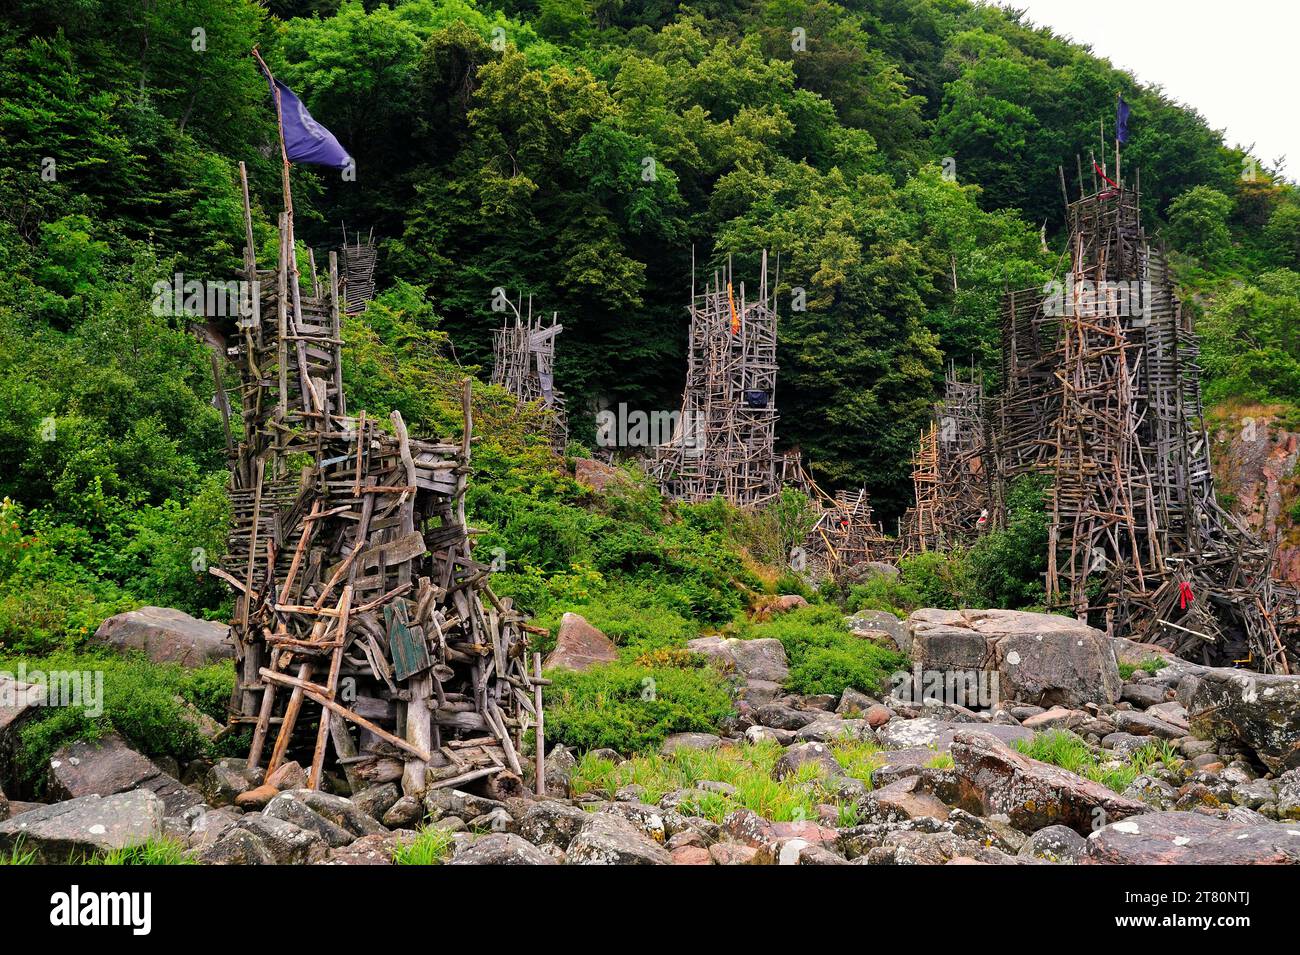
[1210,408,1300,588]
[542,613,618,672]
[845,609,911,655]
[949,730,1147,834]
[0,790,165,863]
[1188,667,1300,772]
[687,635,789,704]
[1086,811,1300,864]
[566,813,671,865]
[910,608,1121,707]
[91,606,234,667]
[47,733,203,816]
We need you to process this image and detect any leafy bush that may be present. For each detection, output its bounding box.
[1,651,236,792]
[965,476,1049,609]
[743,605,907,696]
[543,660,734,754]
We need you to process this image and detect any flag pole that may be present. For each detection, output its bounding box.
[252,46,309,411]
[1115,92,1122,189]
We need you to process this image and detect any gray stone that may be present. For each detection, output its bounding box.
[206,813,328,864]
[0,790,165,863]
[836,687,878,716]
[795,717,874,744]
[845,610,912,655]
[1086,811,1300,864]
[686,635,789,684]
[1018,824,1087,864]
[771,741,843,781]
[351,783,401,822]
[875,717,1032,753]
[91,606,233,667]
[383,795,423,828]
[1188,667,1300,772]
[47,733,202,816]
[567,813,671,865]
[200,758,263,807]
[516,801,591,849]
[660,732,722,755]
[1113,710,1185,740]
[910,608,1121,707]
[1121,683,1168,708]
[949,729,1147,834]
[263,793,356,847]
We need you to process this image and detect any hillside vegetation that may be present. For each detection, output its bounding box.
[1,0,1298,755]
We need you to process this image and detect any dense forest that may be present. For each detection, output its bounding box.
[1,0,1299,756]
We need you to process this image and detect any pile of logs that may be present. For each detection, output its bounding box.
[214,163,543,796]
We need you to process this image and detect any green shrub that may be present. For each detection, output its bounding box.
[743,605,907,696]
[965,475,1048,609]
[0,651,236,793]
[543,660,734,754]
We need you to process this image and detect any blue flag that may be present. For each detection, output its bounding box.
[268,77,352,169]
[1116,94,1131,145]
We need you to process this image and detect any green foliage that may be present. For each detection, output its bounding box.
[1118,657,1169,680]
[964,475,1049,609]
[742,604,906,696]
[568,736,884,821]
[1200,270,1300,405]
[1015,730,1180,793]
[543,659,734,754]
[84,838,195,866]
[0,651,236,793]
[1166,186,1235,261]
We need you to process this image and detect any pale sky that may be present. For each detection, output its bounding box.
[990,0,1298,182]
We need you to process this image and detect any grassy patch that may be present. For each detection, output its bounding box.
[1015,730,1180,793]
[1117,657,1169,680]
[83,838,194,865]
[391,827,455,865]
[0,650,238,793]
[0,839,37,865]
[568,736,885,823]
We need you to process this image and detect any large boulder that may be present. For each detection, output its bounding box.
[950,730,1147,834]
[909,608,1121,707]
[686,636,789,685]
[1086,811,1300,864]
[566,813,672,865]
[92,606,233,667]
[0,674,45,783]
[845,610,912,655]
[542,613,617,672]
[0,790,165,863]
[875,717,1032,753]
[1188,667,1300,772]
[198,814,328,865]
[47,733,203,816]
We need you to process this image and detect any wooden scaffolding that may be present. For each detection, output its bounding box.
[992,167,1296,672]
[652,252,784,507]
[489,294,568,453]
[900,367,994,555]
[340,225,377,315]
[214,163,543,797]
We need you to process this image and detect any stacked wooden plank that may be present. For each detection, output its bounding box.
[215,165,542,796]
[341,226,378,315]
[803,488,895,580]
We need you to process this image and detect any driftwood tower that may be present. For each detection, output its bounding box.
[995,168,1295,671]
[216,164,541,797]
[490,296,568,453]
[653,252,783,507]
